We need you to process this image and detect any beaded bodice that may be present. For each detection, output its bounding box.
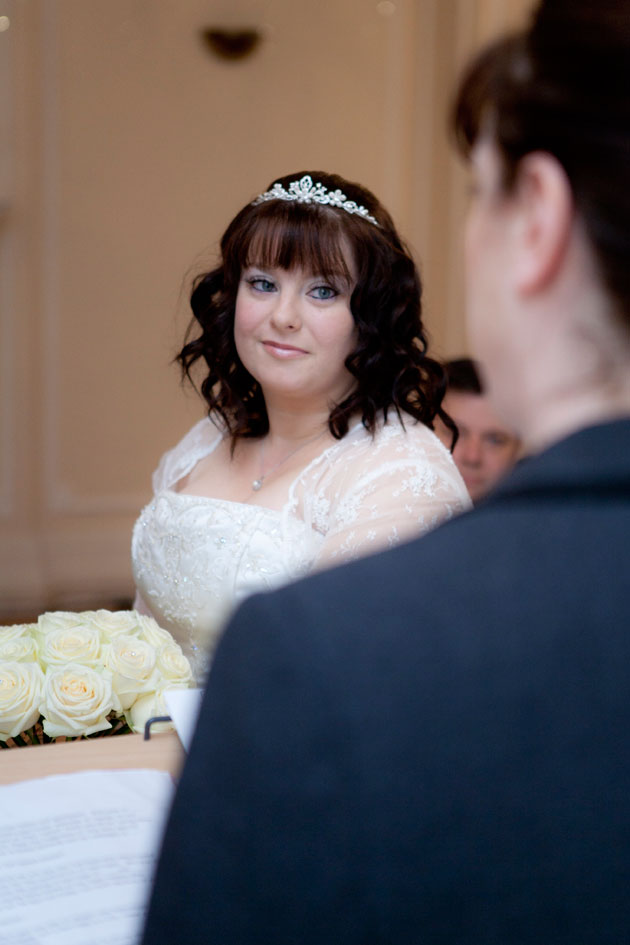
[131,416,469,681]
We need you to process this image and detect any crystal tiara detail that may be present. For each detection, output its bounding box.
[251,175,380,226]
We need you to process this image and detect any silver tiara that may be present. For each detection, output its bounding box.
[252,175,380,226]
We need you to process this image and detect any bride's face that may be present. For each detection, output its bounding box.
[233,258,358,409]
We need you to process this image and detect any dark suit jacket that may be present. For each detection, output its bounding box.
[142,419,630,944]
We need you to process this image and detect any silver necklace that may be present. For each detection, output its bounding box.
[252,431,326,492]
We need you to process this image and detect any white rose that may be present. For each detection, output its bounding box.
[136,614,176,648]
[1,623,37,641]
[104,634,159,709]
[39,625,102,669]
[0,630,38,662]
[126,687,176,735]
[82,609,142,641]
[0,661,45,740]
[37,611,86,635]
[156,643,193,686]
[40,664,117,738]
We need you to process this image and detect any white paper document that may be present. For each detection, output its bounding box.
[0,768,174,945]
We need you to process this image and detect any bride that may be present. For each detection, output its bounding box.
[132,170,469,681]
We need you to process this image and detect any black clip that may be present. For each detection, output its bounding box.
[143,716,172,740]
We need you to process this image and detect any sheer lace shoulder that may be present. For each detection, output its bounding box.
[152,417,223,492]
[290,416,470,567]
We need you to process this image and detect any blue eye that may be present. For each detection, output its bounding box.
[310,285,337,300]
[248,277,276,293]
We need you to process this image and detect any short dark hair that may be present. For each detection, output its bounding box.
[177,170,448,443]
[445,358,483,395]
[452,0,630,327]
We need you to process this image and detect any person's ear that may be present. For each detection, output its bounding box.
[512,152,574,295]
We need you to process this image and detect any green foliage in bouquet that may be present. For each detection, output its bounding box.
[0,610,193,747]
[4,714,133,747]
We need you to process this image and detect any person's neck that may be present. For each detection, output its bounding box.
[521,362,630,454]
[506,270,630,454]
[263,402,331,448]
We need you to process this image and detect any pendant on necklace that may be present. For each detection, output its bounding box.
[252,478,263,492]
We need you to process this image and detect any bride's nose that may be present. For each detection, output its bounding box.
[270,290,301,331]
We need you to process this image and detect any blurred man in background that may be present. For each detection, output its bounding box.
[436,357,520,502]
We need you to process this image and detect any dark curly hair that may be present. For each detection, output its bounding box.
[178,170,449,442]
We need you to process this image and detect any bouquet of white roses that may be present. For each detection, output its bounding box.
[0,610,193,745]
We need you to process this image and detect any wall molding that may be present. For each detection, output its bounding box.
[381,0,415,229]
[0,533,46,611]
[0,225,14,520]
[0,0,13,206]
[39,4,150,517]
[0,5,14,520]
[0,524,135,617]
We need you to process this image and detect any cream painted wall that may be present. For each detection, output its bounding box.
[0,0,533,615]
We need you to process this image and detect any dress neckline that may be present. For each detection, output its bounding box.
[166,417,365,511]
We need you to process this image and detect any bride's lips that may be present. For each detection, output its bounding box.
[261,340,308,358]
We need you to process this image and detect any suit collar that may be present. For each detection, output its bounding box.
[482,417,630,505]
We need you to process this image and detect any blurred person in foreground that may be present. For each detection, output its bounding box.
[435,357,521,501]
[141,1,630,942]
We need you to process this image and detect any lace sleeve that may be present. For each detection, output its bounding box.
[151,417,223,492]
[308,419,470,568]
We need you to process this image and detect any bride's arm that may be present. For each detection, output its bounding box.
[312,424,470,569]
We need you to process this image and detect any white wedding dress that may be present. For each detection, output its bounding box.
[132,414,470,681]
